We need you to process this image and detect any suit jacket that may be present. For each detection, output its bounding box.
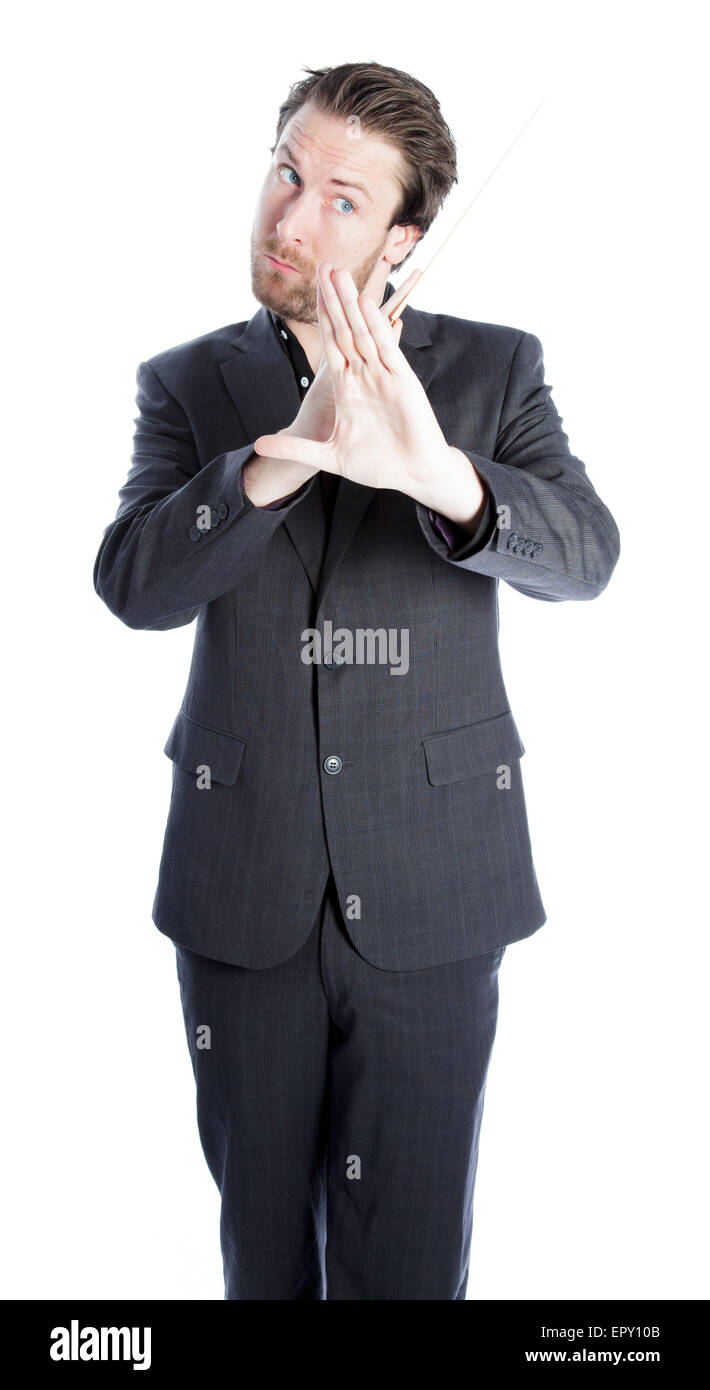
[93,285,621,970]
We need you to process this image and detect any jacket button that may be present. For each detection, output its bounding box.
[323,755,342,774]
[323,655,343,671]
[210,507,219,528]
[217,502,228,520]
[188,525,200,541]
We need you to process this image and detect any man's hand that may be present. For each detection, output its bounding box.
[287,267,418,445]
[254,264,452,501]
[242,271,420,506]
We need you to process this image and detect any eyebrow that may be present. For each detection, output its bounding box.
[276,141,373,203]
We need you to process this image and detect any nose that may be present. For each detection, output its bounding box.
[276,192,318,255]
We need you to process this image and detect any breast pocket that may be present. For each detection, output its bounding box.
[421,709,525,786]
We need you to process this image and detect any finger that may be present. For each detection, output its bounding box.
[332,265,380,369]
[387,315,404,351]
[319,264,376,372]
[359,293,404,374]
[317,263,352,363]
[384,267,422,322]
[316,279,345,378]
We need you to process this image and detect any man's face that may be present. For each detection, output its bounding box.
[250,102,418,323]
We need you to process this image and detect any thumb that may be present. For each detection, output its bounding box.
[254,432,326,470]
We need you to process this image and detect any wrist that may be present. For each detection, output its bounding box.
[414,446,485,524]
[242,449,315,507]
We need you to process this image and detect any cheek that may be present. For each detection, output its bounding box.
[256,181,287,222]
[326,218,369,252]
[258,188,279,220]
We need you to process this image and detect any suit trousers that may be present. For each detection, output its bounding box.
[174,870,506,1300]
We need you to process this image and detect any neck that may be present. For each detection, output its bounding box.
[284,320,326,377]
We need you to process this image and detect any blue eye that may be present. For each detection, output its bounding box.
[276,165,356,214]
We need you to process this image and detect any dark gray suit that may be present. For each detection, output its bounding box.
[94,285,620,1298]
[94,285,620,971]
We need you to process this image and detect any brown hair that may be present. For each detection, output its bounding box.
[270,62,458,271]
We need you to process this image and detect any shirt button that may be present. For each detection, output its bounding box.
[300,376,310,388]
[323,755,343,775]
[280,330,288,339]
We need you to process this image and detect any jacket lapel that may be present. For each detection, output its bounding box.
[219,284,437,609]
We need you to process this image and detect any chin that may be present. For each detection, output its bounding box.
[255,279,315,325]
[251,268,283,310]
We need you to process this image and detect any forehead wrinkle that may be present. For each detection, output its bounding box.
[277,129,379,203]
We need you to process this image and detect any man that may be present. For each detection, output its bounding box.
[94,62,620,1300]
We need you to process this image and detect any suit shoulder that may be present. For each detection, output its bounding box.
[141,317,251,386]
[414,305,530,359]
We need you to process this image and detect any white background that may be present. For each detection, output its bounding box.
[3,0,707,1300]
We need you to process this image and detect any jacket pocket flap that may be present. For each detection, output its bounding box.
[163,710,246,785]
[422,710,525,786]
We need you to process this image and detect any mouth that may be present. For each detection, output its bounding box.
[265,253,300,275]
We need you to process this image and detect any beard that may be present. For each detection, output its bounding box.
[250,230,390,323]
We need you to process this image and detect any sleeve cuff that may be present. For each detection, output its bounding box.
[428,486,497,559]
